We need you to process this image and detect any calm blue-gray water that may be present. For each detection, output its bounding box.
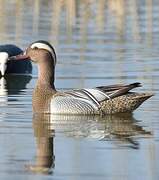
[0,1,159,180]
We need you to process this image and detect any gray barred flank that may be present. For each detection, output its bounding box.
[50,96,97,115]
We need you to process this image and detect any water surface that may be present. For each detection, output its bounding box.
[0,1,159,180]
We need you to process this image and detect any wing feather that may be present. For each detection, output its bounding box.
[65,82,141,103]
[96,82,141,99]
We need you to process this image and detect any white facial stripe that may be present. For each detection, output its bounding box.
[30,43,56,64]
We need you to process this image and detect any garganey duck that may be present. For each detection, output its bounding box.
[14,40,153,115]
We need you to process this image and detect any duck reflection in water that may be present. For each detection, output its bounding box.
[51,113,151,149]
[0,75,32,96]
[27,113,151,174]
[26,113,55,174]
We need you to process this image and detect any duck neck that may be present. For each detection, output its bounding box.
[32,61,56,113]
[37,61,55,89]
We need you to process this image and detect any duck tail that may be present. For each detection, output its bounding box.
[132,93,154,101]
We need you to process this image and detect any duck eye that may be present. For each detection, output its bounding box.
[33,46,38,50]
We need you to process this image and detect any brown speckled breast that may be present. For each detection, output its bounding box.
[32,85,56,113]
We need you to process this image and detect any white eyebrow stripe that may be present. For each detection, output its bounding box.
[31,43,56,64]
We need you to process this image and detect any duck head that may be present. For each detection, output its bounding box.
[0,52,9,76]
[14,40,57,87]
[24,40,56,65]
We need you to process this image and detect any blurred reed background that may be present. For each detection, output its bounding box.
[0,0,157,46]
